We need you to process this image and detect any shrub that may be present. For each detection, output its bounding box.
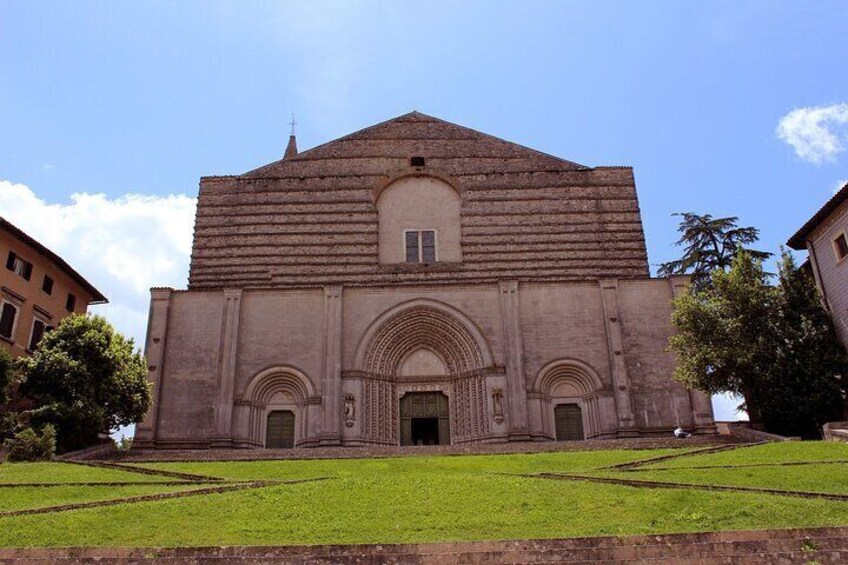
[4,425,56,462]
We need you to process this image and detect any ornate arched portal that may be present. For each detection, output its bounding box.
[232,366,319,448]
[532,359,617,440]
[352,299,497,445]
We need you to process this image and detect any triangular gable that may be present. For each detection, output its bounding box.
[243,111,586,176]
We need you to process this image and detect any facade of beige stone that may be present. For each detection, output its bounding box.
[789,182,848,350]
[135,112,715,449]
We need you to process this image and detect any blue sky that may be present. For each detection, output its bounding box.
[2,1,848,423]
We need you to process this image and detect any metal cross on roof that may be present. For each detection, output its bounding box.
[289,113,297,136]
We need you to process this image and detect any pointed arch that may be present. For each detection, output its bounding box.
[355,298,493,376]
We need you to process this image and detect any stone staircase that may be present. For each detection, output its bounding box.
[2,527,846,564]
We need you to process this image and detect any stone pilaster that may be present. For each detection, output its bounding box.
[669,276,717,434]
[320,286,343,445]
[599,280,638,436]
[211,289,242,448]
[134,288,172,448]
[498,280,530,440]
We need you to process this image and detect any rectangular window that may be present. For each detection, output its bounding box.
[5,252,32,280]
[421,230,436,262]
[28,319,46,351]
[42,275,54,295]
[834,233,848,261]
[404,230,437,263]
[0,302,17,340]
[405,231,419,263]
[66,293,76,312]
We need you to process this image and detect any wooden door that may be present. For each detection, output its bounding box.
[400,392,450,445]
[266,410,295,448]
[555,404,584,441]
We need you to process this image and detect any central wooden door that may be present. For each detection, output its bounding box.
[266,410,295,448]
[400,392,450,445]
[554,404,584,441]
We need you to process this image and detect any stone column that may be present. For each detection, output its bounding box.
[134,287,172,448]
[211,289,242,448]
[669,276,717,434]
[599,280,638,436]
[320,286,343,445]
[498,280,530,440]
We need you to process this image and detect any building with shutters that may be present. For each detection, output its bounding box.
[135,112,716,450]
[0,216,107,358]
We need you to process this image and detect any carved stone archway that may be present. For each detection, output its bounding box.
[531,359,617,440]
[351,299,496,445]
[232,366,320,448]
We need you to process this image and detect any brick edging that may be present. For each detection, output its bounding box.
[529,472,848,501]
[0,526,845,559]
[0,478,329,518]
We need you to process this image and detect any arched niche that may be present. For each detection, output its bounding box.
[376,176,462,264]
[234,365,317,448]
[532,359,616,440]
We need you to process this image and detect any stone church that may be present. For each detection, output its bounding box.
[135,112,715,450]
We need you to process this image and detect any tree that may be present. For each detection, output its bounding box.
[19,314,151,452]
[669,250,776,423]
[0,348,16,440]
[658,213,771,290]
[762,252,848,437]
[669,250,848,437]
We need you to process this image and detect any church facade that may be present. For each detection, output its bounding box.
[135,112,715,449]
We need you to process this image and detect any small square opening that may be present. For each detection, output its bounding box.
[410,156,426,167]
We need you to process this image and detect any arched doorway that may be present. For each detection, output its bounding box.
[400,392,450,445]
[554,403,584,441]
[265,410,295,448]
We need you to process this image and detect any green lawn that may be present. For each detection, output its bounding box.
[640,441,848,468]
[0,484,208,513]
[0,462,175,484]
[594,463,848,495]
[0,443,847,547]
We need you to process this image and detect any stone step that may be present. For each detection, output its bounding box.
[2,529,846,564]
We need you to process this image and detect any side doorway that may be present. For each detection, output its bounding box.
[554,403,584,441]
[266,410,295,448]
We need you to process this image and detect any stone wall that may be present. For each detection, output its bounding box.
[135,278,714,449]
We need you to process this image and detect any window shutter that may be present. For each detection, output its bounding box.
[405,231,419,263]
[22,262,32,280]
[66,293,76,312]
[0,303,16,339]
[5,252,16,271]
[422,231,436,262]
[29,320,45,351]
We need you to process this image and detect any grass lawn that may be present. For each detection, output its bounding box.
[0,462,175,484]
[640,441,848,468]
[0,484,208,513]
[0,443,847,547]
[594,463,848,495]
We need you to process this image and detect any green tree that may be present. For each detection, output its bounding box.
[0,348,16,440]
[658,213,771,289]
[19,314,151,452]
[670,250,848,437]
[669,250,776,423]
[762,251,848,437]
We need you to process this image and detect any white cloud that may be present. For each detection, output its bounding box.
[0,181,195,347]
[832,179,848,194]
[776,103,848,164]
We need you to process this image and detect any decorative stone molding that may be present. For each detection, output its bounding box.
[492,388,505,424]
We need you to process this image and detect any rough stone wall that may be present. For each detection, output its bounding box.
[188,112,649,289]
